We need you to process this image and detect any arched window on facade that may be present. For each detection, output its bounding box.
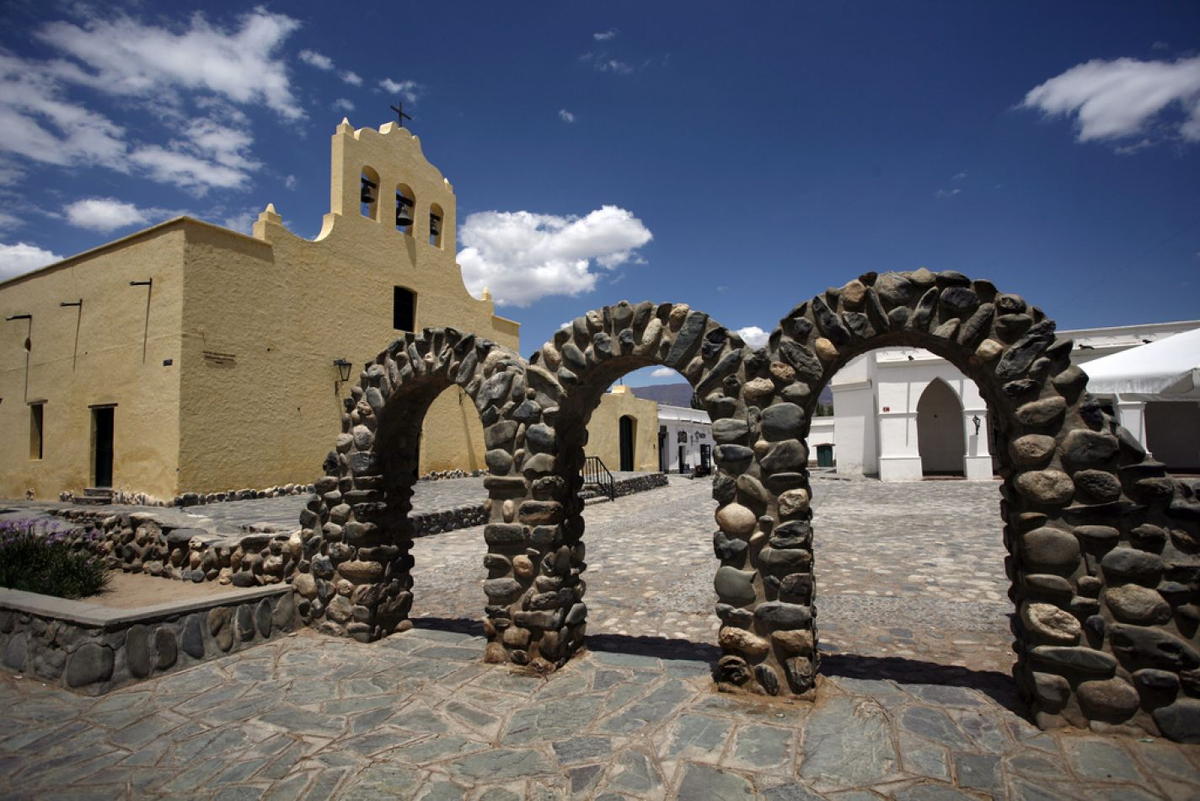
[428,202,444,248]
[393,287,416,332]
[395,184,415,234]
[360,167,380,220]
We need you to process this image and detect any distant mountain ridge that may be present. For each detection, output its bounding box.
[627,383,695,407]
[629,382,833,407]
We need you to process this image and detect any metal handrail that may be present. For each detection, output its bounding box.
[582,456,617,501]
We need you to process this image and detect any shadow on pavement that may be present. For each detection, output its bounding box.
[822,651,1023,712]
[586,633,722,663]
[411,616,485,637]
[407,616,1024,714]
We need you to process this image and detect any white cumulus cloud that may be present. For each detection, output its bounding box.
[458,205,653,307]
[341,71,363,86]
[379,78,421,104]
[736,326,769,349]
[1021,56,1200,145]
[0,242,63,282]
[650,366,675,378]
[298,49,334,70]
[558,109,575,123]
[63,198,151,232]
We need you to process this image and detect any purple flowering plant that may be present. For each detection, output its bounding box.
[0,518,110,599]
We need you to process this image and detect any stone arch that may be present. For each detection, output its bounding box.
[708,268,1199,740]
[514,301,752,670]
[916,376,966,475]
[295,326,529,643]
[296,272,1199,740]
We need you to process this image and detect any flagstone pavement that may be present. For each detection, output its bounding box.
[3,476,1198,799]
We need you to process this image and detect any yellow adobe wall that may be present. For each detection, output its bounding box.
[0,226,185,500]
[175,120,518,492]
[586,386,660,472]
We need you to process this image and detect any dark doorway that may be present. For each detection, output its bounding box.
[917,379,965,476]
[658,429,668,472]
[92,407,114,488]
[699,444,711,470]
[619,415,635,472]
[817,444,834,468]
[678,444,687,473]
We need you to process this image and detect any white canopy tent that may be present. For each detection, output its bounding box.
[1082,328,1200,464]
[1083,328,1200,402]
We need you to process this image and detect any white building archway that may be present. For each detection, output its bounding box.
[916,377,965,476]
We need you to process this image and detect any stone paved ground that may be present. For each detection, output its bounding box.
[4,477,1199,800]
[410,476,1015,678]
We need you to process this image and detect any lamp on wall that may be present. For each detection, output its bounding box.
[972,414,981,435]
[333,358,352,382]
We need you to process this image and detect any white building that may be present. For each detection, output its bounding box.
[657,404,713,473]
[824,320,1200,481]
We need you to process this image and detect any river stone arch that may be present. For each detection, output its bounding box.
[710,268,1197,740]
[295,326,532,643]
[517,301,752,669]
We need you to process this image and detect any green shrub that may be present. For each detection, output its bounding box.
[0,520,110,599]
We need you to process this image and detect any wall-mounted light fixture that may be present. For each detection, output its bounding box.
[5,314,31,321]
[333,358,352,382]
[972,414,982,435]
[129,280,152,287]
[59,300,81,308]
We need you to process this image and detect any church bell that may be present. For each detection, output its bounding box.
[429,213,441,238]
[360,177,376,205]
[396,194,414,228]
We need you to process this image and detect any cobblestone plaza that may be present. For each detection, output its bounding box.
[3,477,1198,799]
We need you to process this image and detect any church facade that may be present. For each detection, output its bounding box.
[1,119,649,502]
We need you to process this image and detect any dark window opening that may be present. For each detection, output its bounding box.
[30,403,44,460]
[393,287,416,332]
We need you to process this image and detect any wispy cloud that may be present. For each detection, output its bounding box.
[580,51,635,76]
[298,49,334,71]
[333,97,355,112]
[458,205,653,307]
[0,8,299,194]
[284,175,297,190]
[558,109,576,123]
[953,171,967,181]
[934,188,961,199]
[594,29,618,41]
[341,71,362,87]
[379,78,421,104]
[1021,56,1200,147]
[0,242,63,281]
[35,8,303,120]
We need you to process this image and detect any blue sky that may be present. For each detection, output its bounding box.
[1,2,1198,387]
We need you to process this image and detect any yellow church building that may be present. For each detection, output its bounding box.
[0,118,660,503]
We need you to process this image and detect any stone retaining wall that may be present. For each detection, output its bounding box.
[0,586,296,695]
[50,511,300,587]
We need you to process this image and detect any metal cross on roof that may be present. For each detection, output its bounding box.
[390,101,413,127]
